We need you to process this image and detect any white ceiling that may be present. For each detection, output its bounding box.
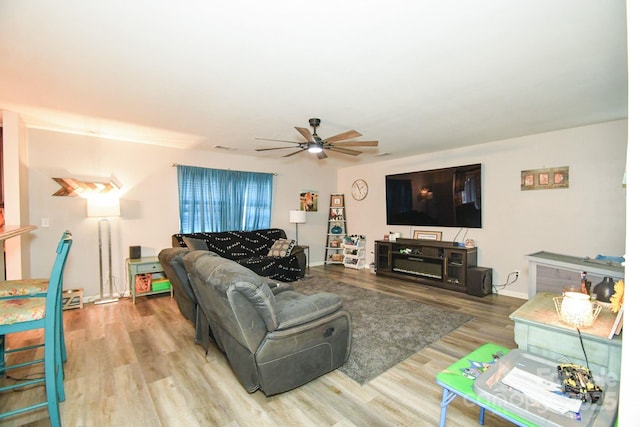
[0,1,628,166]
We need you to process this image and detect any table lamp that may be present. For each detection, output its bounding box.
[553,292,602,328]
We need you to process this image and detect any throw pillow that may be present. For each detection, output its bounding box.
[184,237,209,251]
[267,239,295,257]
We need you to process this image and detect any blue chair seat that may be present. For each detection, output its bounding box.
[0,297,47,323]
[0,278,49,298]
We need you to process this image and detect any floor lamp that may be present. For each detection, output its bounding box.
[289,210,307,243]
[87,195,121,304]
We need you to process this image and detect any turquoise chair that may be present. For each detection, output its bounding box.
[0,231,72,365]
[0,230,72,427]
[0,231,70,299]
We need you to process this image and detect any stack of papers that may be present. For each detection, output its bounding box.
[502,367,582,414]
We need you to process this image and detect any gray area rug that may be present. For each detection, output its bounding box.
[292,276,473,384]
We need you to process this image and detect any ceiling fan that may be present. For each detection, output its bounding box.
[255,118,378,159]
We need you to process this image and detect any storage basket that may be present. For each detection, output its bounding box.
[135,273,152,293]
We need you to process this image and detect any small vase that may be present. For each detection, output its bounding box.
[331,225,343,234]
[593,277,616,303]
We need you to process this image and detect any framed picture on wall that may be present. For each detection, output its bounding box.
[299,190,318,212]
[521,166,569,190]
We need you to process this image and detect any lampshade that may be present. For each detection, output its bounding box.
[289,210,307,224]
[553,292,602,328]
[87,196,121,218]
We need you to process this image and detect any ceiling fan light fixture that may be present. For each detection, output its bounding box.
[308,143,323,153]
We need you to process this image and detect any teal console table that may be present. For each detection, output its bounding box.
[510,292,622,380]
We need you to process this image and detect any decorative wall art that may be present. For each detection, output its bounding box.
[521,166,569,191]
[299,190,318,211]
[51,177,120,197]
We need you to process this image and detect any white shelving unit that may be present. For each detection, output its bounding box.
[325,194,347,265]
[343,235,366,269]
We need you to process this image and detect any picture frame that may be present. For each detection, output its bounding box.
[608,305,624,339]
[521,166,569,190]
[299,190,318,212]
[413,230,442,241]
[523,174,534,187]
[330,194,344,207]
[538,172,549,185]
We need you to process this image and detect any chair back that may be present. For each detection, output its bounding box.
[46,231,73,311]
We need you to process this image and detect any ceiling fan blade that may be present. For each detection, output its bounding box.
[330,140,378,147]
[283,149,306,158]
[255,137,301,144]
[255,146,299,152]
[316,151,328,160]
[295,127,313,142]
[324,130,362,143]
[327,146,362,156]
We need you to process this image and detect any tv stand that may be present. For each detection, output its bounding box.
[375,238,477,293]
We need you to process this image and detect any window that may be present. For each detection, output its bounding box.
[177,165,272,233]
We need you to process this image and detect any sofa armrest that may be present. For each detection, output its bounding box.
[290,248,306,275]
[275,293,343,330]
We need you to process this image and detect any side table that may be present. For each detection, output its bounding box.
[510,292,622,379]
[298,245,310,271]
[436,343,534,427]
[126,256,173,304]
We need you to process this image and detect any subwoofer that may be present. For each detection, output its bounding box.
[467,267,493,297]
[129,245,141,259]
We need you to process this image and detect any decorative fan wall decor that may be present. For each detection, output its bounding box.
[255,118,378,159]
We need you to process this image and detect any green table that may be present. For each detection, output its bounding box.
[435,343,535,427]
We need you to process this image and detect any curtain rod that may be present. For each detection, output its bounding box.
[171,163,277,176]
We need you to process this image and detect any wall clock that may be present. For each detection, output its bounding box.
[351,179,368,201]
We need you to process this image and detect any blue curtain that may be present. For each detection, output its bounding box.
[177,165,272,233]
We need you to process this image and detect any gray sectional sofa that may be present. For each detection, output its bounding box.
[158,248,351,396]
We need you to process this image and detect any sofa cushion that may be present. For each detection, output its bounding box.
[267,239,295,257]
[184,237,210,251]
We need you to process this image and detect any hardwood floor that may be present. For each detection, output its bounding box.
[1,266,526,426]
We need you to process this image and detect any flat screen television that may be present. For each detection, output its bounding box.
[385,163,482,228]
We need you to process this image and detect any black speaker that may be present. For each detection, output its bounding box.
[467,267,493,297]
[129,245,141,259]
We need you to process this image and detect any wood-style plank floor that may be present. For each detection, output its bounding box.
[1,265,526,426]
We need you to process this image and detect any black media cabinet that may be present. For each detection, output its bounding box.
[375,238,477,293]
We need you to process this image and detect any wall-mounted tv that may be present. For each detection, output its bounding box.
[385,163,482,228]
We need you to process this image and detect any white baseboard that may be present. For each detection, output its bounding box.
[496,289,528,300]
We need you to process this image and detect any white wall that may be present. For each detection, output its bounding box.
[26,120,627,300]
[27,129,338,300]
[338,120,628,299]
